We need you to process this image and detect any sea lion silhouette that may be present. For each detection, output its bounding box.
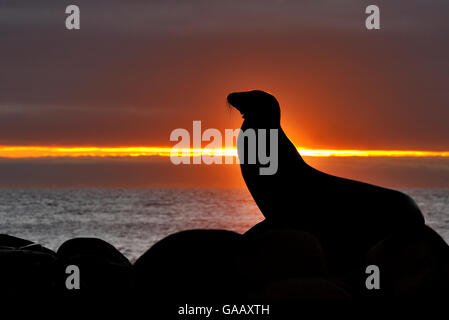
[227,90,425,271]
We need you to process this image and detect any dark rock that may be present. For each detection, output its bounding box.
[0,234,33,248]
[245,219,369,295]
[0,234,58,300]
[0,248,57,299]
[20,243,58,256]
[254,277,352,301]
[365,225,449,299]
[57,238,134,297]
[241,227,328,293]
[134,229,243,302]
[0,234,56,256]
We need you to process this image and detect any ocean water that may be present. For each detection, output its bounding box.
[0,188,447,262]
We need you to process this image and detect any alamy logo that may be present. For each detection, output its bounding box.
[365,264,380,290]
[63,5,380,31]
[65,5,80,30]
[365,5,380,30]
[170,121,279,175]
[65,264,80,290]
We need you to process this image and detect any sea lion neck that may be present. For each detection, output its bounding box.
[240,117,281,131]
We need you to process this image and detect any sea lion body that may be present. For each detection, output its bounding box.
[228,90,424,269]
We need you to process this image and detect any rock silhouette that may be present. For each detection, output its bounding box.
[366,225,449,299]
[0,234,57,299]
[0,234,34,248]
[57,237,134,297]
[227,90,425,273]
[134,229,244,302]
[255,277,352,301]
[241,229,328,294]
[0,222,448,303]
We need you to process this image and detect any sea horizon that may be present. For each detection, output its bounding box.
[1,187,447,262]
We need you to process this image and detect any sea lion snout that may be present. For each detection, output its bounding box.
[227,92,246,114]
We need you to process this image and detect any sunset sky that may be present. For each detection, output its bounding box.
[1,0,448,188]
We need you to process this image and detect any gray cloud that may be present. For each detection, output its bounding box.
[0,0,448,149]
[2,1,448,33]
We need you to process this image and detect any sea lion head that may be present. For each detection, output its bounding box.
[227,90,280,127]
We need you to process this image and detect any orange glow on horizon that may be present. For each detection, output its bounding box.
[0,146,448,159]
